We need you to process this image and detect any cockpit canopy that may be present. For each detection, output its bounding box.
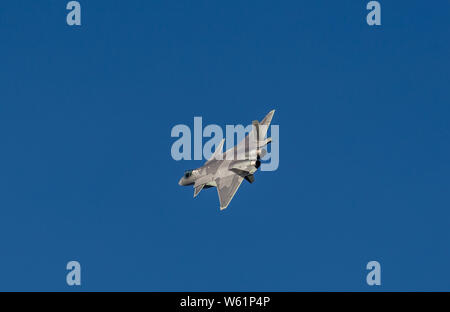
[184,170,193,178]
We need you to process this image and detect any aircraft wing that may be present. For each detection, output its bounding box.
[215,173,244,210]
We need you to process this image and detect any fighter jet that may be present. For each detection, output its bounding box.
[178,110,275,210]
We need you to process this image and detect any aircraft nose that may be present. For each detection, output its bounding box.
[178,177,184,186]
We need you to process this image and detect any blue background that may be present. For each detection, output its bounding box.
[0,1,449,291]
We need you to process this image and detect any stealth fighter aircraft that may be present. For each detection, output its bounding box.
[178,110,275,210]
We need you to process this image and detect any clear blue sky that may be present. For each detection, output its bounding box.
[0,1,449,291]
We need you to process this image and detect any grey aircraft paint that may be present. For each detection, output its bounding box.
[178,110,275,210]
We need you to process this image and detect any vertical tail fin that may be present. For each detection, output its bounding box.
[254,110,275,142]
[205,138,225,164]
[251,110,275,148]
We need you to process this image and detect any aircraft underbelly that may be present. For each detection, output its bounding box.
[205,181,217,188]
